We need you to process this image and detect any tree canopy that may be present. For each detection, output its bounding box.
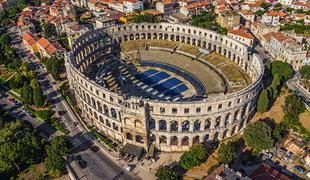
[300,65,310,79]
[180,144,208,169]
[132,14,159,23]
[271,61,293,81]
[218,141,237,164]
[155,166,178,180]
[257,89,270,113]
[243,121,273,153]
[43,23,58,38]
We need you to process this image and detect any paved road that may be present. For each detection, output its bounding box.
[287,74,310,106]
[7,26,137,180]
[0,91,61,138]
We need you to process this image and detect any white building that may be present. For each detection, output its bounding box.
[123,0,143,13]
[156,0,174,15]
[262,12,280,26]
[228,29,255,48]
[279,0,294,6]
[95,17,116,29]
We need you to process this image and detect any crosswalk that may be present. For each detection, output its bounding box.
[71,133,95,148]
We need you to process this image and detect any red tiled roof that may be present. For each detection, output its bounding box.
[22,33,36,46]
[293,1,310,7]
[273,32,288,42]
[185,1,209,9]
[228,29,254,39]
[266,11,287,17]
[142,9,162,16]
[38,37,51,48]
[250,163,290,180]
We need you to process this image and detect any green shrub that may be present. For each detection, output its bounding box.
[36,110,53,120]
[94,132,114,148]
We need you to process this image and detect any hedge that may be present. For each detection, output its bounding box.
[36,110,53,120]
[93,132,114,149]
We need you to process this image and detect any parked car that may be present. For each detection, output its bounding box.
[294,166,305,174]
[124,165,132,172]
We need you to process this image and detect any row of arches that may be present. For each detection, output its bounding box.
[126,133,144,144]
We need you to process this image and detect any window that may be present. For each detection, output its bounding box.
[237,98,240,103]
[208,106,212,112]
[228,102,232,107]
[184,108,189,114]
[160,107,165,113]
[110,96,114,102]
[196,107,201,113]
[172,108,177,114]
[218,104,222,109]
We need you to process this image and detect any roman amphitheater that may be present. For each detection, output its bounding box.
[65,23,264,152]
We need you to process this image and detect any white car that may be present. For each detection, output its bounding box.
[124,165,132,172]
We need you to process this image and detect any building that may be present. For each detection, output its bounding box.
[17,11,36,34]
[239,10,255,26]
[22,33,39,53]
[279,0,293,6]
[156,0,174,15]
[166,13,191,23]
[250,22,279,40]
[217,11,240,29]
[179,1,209,17]
[250,163,290,180]
[37,37,65,58]
[228,29,254,47]
[66,23,264,152]
[141,9,163,18]
[291,1,310,10]
[123,0,143,13]
[268,32,307,70]
[0,0,7,10]
[282,134,306,154]
[108,0,125,13]
[63,23,89,49]
[261,12,286,26]
[95,16,117,29]
[206,164,251,180]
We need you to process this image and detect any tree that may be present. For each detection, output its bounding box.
[257,89,269,112]
[180,144,207,169]
[46,136,68,177]
[272,122,286,141]
[284,94,305,115]
[218,141,237,164]
[21,81,33,105]
[43,23,58,38]
[155,166,178,180]
[33,81,44,107]
[271,61,293,81]
[133,14,159,23]
[260,2,271,11]
[0,33,11,47]
[243,121,274,153]
[300,65,310,79]
[255,10,264,16]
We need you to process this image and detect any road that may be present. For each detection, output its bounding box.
[7,26,137,180]
[287,74,310,106]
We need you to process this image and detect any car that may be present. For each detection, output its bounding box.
[124,165,132,172]
[294,166,305,174]
[78,159,87,169]
[90,145,99,153]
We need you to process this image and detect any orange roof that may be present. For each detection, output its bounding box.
[46,44,57,54]
[273,32,288,42]
[162,0,173,5]
[250,163,290,180]
[296,13,306,18]
[185,1,209,9]
[293,1,310,7]
[240,10,254,16]
[266,11,287,17]
[142,9,162,16]
[88,0,97,4]
[263,32,276,41]
[38,37,51,48]
[22,33,36,46]
[228,29,254,39]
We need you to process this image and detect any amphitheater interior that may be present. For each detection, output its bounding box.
[66,23,264,152]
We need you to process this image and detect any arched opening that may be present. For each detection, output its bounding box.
[106,119,111,127]
[205,119,211,130]
[97,101,102,112]
[194,120,201,131]
[113,122,118,131]
[159,120,167,131]
[225,113,230,126]
[126,133,132,140]
[159,135,167,144]
[215,117,221,128]
[181,136,189,146]
[204,134,209,143]
[136,135,144,143]
[103,105,109,116]
[193,136,200,144]
[111,108,117,119]
[231,126,236,136]
[170,121,178,132]
[222,129,227,139]
[170,136,178,145]
[135,120,142,128]
[214,132,219,141]
[149,119,155,130]
[182,120,190,132]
